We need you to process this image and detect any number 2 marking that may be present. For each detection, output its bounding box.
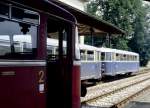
[39,71,44,83]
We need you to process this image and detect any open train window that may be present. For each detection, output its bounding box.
[101,52,105,61]
[47,18,69,61]
[123,54,126,61]
[87,51,94,61]
[80,50,86,60]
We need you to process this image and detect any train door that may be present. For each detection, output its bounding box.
[46,18,73,108]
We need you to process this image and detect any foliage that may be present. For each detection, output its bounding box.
[86,0,150,66]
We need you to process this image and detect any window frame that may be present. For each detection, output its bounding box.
[0,2,39,59]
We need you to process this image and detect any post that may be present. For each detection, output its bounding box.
[90,27,94,46]
[109,33,111,48]
[106,33,111,48]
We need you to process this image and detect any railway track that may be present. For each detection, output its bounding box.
[81,68,150,108]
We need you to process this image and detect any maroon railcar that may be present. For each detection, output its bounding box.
[0,0,80,108]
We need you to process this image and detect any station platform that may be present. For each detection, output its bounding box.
[124,88,150,108]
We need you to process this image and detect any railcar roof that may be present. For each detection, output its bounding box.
[79,44,99,51]
[99,47,139,56]
[99,47,116,53]
[46,38,67,47]
[5,0,76,24]
[115,49,139,56]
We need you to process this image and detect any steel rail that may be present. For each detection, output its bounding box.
[81,68,150,108]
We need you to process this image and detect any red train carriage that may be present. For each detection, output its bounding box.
[0,0,80,108]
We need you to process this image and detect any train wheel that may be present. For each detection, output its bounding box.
[81,85,87,97]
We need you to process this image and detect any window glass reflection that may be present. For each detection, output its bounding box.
[0,18,37,59]
[0,3,9,17]
[12,7,39,24]
[0,35,11,55]
[13,35,32,52]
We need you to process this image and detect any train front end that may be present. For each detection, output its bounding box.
[0,0,81,108]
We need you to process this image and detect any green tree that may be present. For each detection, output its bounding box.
[86,0,150,66]
[86,0,136,50]
[128,1,150,66]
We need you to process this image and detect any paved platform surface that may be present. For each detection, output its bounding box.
[124,88,150,108]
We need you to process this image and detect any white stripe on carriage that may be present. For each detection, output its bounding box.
[0,60,46,67]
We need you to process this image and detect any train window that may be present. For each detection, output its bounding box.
[0,2,9,18]
[47,46,54,55]
[128,55,130,61]
[112,53,115,61]
[106,52,111,61]
[137,56,139,61]
[101,52,105,61]
[62,30,67,55]
[87,51,94,61]
[119,54,121,61]
[63,47,67,55]
[129,55,131,61]
[116,53,119,61]
[127,55,130,61]
[12,7,39,25]
[120,54,124,61]
[118,54,120,61]
[134,56,136,61]
[47,49,53,55]
[135,56,138,61]
[47,18,70,61]
[123,55,126,61]
[0,18,37,59]
[80,50,86,60]
[131,56,133,61]
[55,48,59,55]
[0,35,11,55]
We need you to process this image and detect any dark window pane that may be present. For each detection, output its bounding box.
[12,7,39,24]
[0,3,9,17]
[101,52,105,61]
